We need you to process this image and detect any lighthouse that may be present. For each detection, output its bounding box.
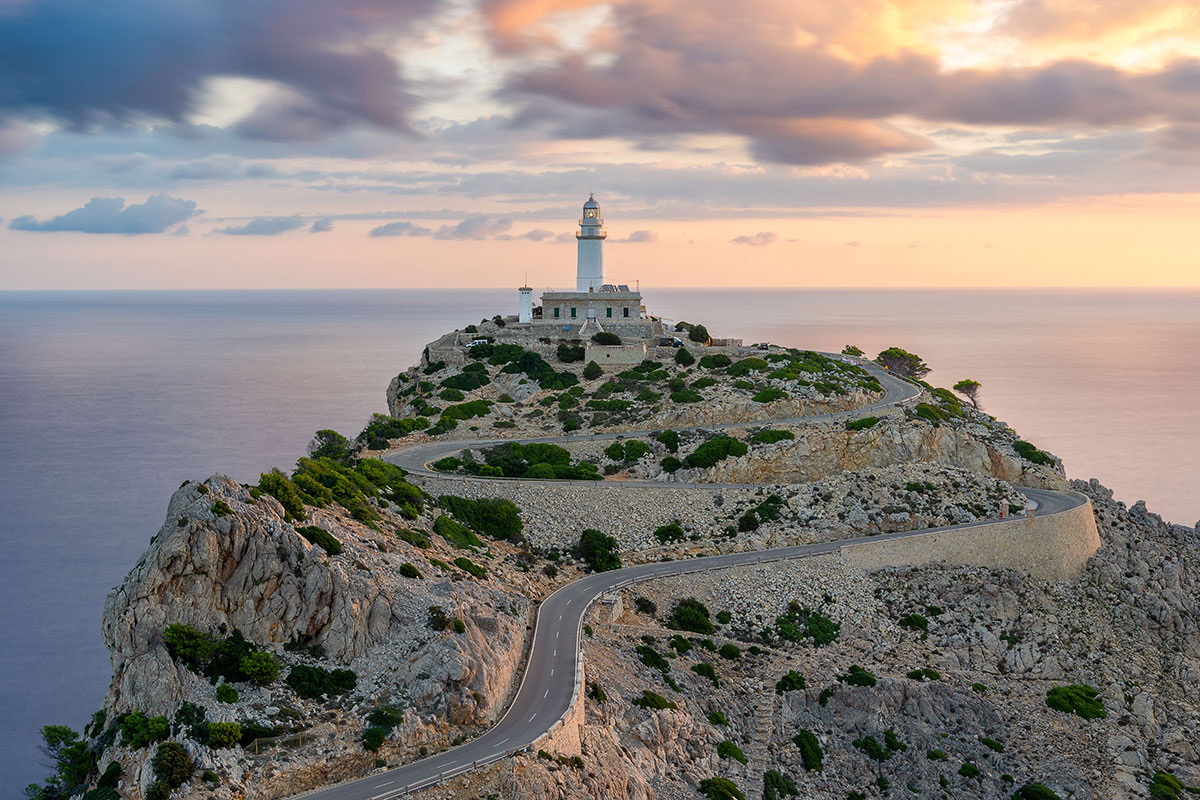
[576,194,606,293]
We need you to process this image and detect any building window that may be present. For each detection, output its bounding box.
[606,307,612,318]
[570,307,577,318]
[553,307,559,318]
[623,307,630,318]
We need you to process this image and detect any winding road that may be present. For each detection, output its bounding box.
[296,359,1086,800]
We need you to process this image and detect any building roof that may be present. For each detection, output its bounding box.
[583,194,600,209]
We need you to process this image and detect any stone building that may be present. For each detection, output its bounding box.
[518,195,655,339]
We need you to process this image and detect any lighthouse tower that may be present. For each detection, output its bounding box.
[576,194,606,292]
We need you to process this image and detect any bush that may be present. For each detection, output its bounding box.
[399,562,422,579]
[440,371,490,391]
[653,522,685,543]
[707,711,728,725]
[674,347,695,366]
[699,353,731,369]
[898,613,929,632]
[632,690,677,710]
[980,736,1004,753]
[875,346,930,380]
[656,429,680,452]
[737,512,759,532]
[207,722,242,749]
[751,387,788,403]
[636,645,670,674]
[362,726,387,751]
[718,643,741,660]
[120,712,169,749]
[433,515,483,549]
[583,360,603,380]
[727,357,768,376]
[557,341,585,362]
[837,665,877,687]
[239,651,281,685]
[150,743,194,786]
[717,740,747,764]
[587,682,608,703]
[286,664,357,699]
[845,417,879,431]
[793,730,823,771]
[592,331,622,345]
[577,529,621,572]
[1149,771,1199,800]
[215,683,238,703]
[635,596,657,615]
[438,387,465,401]
[357,413,429,444]
[774,670,806,694]
[751,429,794,445]
[959,763,981,779]
[438,495,522,540]
[852,735,891,763]
[256,469,306,521]
[906,667,940,681]
[688,324,709,343]
[660,456,682,472]
[146,782,171,800]
[296,525,343,556]
[667,598,713,634]
[927,748,947,760]
[1014,439,1055,466]
[762,770,799,800]
[454,556,486,578]
[1045,684,1106,719]
[670,388,704,403]
[431,457,461,473]
[698,777,744,800]
[683,436,747,469]
[1013,784,1064,800]
[692,662,719,687]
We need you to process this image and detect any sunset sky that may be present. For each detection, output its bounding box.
[3,0,1200,289]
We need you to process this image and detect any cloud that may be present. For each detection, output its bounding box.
[845,240,863,247]
[215,215,307,236]
[9,192,197,233]
[369,221,433,237]
[432,214,513,240]
[0,116,38,156]
[309,217,333,233]
[613,229,657,243]
[731,231,777,246]
[0,0,438,140]
[521,228,555,241]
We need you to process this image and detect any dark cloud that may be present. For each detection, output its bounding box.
[369,221,433,237]
[8,192,197,233]
[215,215,307,236]
[0,0,437,140]
[613,229,657,243]
[731,231,777,246]
[309,217,334,233]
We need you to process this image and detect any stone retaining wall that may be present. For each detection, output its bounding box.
[840,492,1101,582]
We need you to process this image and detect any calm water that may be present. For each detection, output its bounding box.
[2,288,1197,790]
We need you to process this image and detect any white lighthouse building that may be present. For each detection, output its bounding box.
[576,194,606,292]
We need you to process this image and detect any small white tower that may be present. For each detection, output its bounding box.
[518,285,533,323]
[576,194,606,293]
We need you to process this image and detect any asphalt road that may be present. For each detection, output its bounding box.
[293,358,1083,800]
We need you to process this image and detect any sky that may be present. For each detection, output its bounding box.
[2,0,1200,289]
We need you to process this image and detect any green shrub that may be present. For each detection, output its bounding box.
[211,499,233,517]
[1013,784,1064,800]
[774,670,806,694]
[239,651,281,685]
[688,324,710,343]
[727,357,768,376]
[557,342,586,362]
[438,495,522,540]
[752,387,787,403]
[699,353,732,369]
[433,515,483,549]
[692,662,719,687]
[438,387,465,401]
[396,527,431,548]
[691,376,717,389]
[362,726,388,751]
[632,690,677,710]
[1045,684,1106,719]
[898,613,929,632]
[357,414,429,445]
[97,760,123,789]
[852,735,891,762]
[773,604,840,647]
[1148,772,1196,800]
[674,348,695,366]
[793,730,823,771]
[201,769,219,784]
[927,749,947,761]
[120,712,169,749]
[707,711,728,725]
[296,525,343,556]
[145,781,171,800]
[440,371,490,391]
[454,556,486,578]
[576,528,621,572]
[715,610,731,624]
[971,682,988,693]
[653,522,685,543]
[837,665,877,687]
[286,664,357,699]
[592,331,622,345]
[667,598,713,634]
[959,763,981,779]
[656,429,680,452]
[152,743,194,791]
[207,721,242,749]
[762,770,799,800]
[668,634,691,653]
[737,511,759,532]
[683,435,747,469]
[845,416,879,431]
[431,457,461,473]
[255,470,307,520]
[670,388,703,403]
[718,643,741,660]
[1014,439,1055,466]
[636,645,671,674]
[587,682,608,703]
[717,740,747,764]
[980,736,1004,753]
[751,429,794,445]
[884,729,907,753]
[906,667,940,681]
[399,562,422,579]
[661,456,682,472]
[215,683,238,703]
[583,361,603,380]
[698,777,744,800]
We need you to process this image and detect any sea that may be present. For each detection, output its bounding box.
[2,287,1198,791]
